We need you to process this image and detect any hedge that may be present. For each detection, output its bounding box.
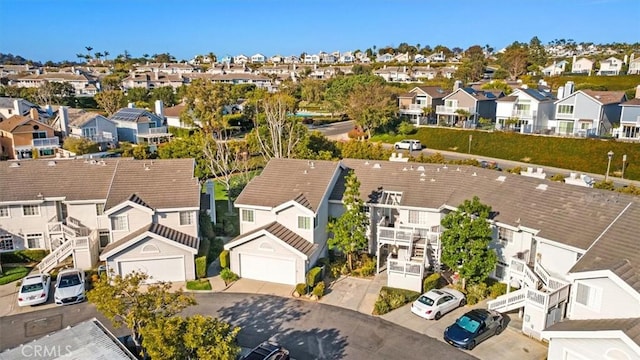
[295,283,308,296]
[306,266,322,288]
[220,268,238,285]
[219,250,230,269]
[373,286,421,315]
[423,273,441,293]
[312,282,325,298]
[0,250,49,263]
[195,256,207,279]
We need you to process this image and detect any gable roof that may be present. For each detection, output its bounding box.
[446,87,500,101]
[518,88,556,102]
[414,86,450,99]
[0,115,31,132]
[330,159,640,252]
[226,221,318,257]
[109,108,163,124]
[544,317,640,346]
[582,90,627,105]
[235,158,339,213]
[100,223,199,258]
[164,104,186,117]
[621,98,640,106]
[67,111,113,127]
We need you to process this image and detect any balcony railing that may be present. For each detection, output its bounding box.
[378,227,414,247]
[436,105,472,114]
[509,257,540,289]
[388,259,423,277]
[513,109,537,118]
[32,137,60,147]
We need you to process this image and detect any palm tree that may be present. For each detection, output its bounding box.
[94,52,103,61]
[85,46,93,58]
[455,109,471,127]
[103,51,110,61]
[207,52,217,64]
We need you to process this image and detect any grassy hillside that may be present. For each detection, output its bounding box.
[379,128,640,180]
[544,75,640,98]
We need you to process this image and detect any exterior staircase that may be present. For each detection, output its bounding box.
[488,288,527,312]
[39,217,95,273]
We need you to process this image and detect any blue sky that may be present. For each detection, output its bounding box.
[0,0,638,63]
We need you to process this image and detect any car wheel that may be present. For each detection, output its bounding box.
[395,145,399,149]
[435,311,442,320]
[495,325,503,335]
[459,299,466,307]
[467,341,476,350]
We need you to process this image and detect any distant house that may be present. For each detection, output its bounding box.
[304,54,320,64]
[0,110,59,159]
[495,87,556,134]
[436,83,503,127]
[398,86,449,125]
[376,53,394,63]
[12,70,99,97]
[233,54,249,64]
[339,52,354,63]
[616,86,640,141]
[552,82,627,136]
[58,107,118,150]
[251,53,266,64]
[571,57,594,74]
[0,97,42,120]
[598,57,623,76]
[627,55,640,75]
[109,106,172,147]
[269,55,283,64]
[121,72,185,91]
[542,60,568,76]
[283,55,299,64]
[393,52,410,63]
[426,51,446,63]
[373,65,411,82]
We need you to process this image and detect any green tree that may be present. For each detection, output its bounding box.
[126,87,150,105]
[499,42,529,80]
[323,74,384,115]
[139,315,240,360]
[345,82,396,137]
[157,132,210,180]
[62,137,99,155]
[336,139,392,160]
[150,86,178,107]
[300,78,326,104]
[327,170,369,271]
[95,90,125,115]
[132,144,151,159]
[88,271,196,349]
[440,196,497,289]
[181,79,232,134]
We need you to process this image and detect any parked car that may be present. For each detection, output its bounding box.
[241,341,290,360]
[54,268,86,305]
[394,139,422,151]
[17,273,51,306]
[443,309,504,350]
[479,160,502,171]
[411,288,466,320]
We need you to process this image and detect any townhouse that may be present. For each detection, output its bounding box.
[597,57,623,76]
[0,158,201,283]
[57,107,118,150]
[398,86,450,125]
[616,86,640,141]
[628,55,640,75]
[11,71,99,97]
[570,57,594,75]
[121,71,185,91]
[495,86,556,134]
[542,60,568,76]
[108,104,172,148]
[0,110,59,160]
[436,82,503,127]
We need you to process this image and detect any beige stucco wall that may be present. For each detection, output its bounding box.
[569,277,640,320]
[109,206,153,242]
[154,210,198,238]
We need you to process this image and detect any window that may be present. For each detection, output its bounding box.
[498,227,513,243]
[494,261,508,279]
[32,131,47,139]
[99,230,110,248]
[408,210,427,225]
[557,105,574,115]
[22,205,40,216]
[298,216,311,230]
[0,206,8,218]
[26,233,43,249]
[0,235,13,251]
[112,215,128,231]
[179,211,193,225]
[575,283,601,309]
[96,203,105,215]
[241,209,254,223]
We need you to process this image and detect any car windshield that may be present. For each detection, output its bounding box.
[21,283,44,293]
[58,274,81,288]
[456,315,481,333]
[417,295,434,306]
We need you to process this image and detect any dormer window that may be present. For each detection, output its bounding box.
[297,216,311,230]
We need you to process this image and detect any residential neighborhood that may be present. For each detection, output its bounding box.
[1,3,640,357]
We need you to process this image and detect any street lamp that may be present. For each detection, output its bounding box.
[605,150,614,182]
[622,154,627,179]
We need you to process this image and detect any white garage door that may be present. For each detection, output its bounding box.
[118,257,185,283]
[240,253,296,285]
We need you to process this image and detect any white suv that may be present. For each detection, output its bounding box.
[394,139,422,151]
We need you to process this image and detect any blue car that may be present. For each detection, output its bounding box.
[443,309,504,350]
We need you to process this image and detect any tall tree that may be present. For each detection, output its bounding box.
[85,46,93,59]
[95,90,125,115]
[88,271,196,349]
[345,82,396,138]
[499,42,529,80]
[203,136,247,213]
[181,79,232,134]
[157,132,210,180]
[327,170,369,271]
[440,196,497,289]
[150,86,178,107]
[139,315,240,360]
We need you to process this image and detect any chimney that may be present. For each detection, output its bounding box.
[572,55,576,64]
[564,81,575,96]
[155,100,164,118]
[454,80,463,91]
[624,54,628,64]
[29,108,39,120]
[154,70,159,81]
[127,102,135,108]
[636,85,640,99]
[557,86,565,99]
[13,99,24,115]
[59,106,69,135]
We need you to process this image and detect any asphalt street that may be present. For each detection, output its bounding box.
[0,293,477,360]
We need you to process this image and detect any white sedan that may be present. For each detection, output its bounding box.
[54,268,86,305]
[18,274,51,306]
[394,139,422,151]
[411,288,466,320]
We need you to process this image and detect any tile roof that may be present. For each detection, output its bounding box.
[228,221,318,257]
[496,95,518,102]
[582,90,627,105]
[0,115,30,132]
[415,86,450,99]
[545,317,640,346]
[235,158,340,213]
[67,111,111,127]
[164,104,186,117]
[0,158,199,210]
[331,159,639,253]
[621,98,640,106]
[101,222,199,256]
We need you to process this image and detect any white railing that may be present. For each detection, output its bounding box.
[388,259,423,277]
[62,224,77,238]
[436,105,472,114]
[145,126,169,135]
[38,236,89,273]
[487,288,527,312]
[33,137,60,147]
[48,221,62,233]
[534,261,550,286]
[378,227,413,247]
[509,257,540,289]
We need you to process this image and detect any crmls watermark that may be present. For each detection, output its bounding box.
[21,345,73,357]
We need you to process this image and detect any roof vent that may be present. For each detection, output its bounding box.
[47,160,56,166]
[420,172,426,177]
[472,172,477,177]
[90,159,97,165]
[496,175,506,182]
[402,167,408,171]
[431,178,436,182]
[456,167,461,172]
[99,160,106,166]
[303,169,308,174]
[372,163,381,169]
[420,178,426,182]
[364,161,370,165]
[417,166,425,171]
[436,168,440,172]
[536,184,548,191]
[443,165,448,169]
[9,162,20,167]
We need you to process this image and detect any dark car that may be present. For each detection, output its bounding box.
[443,309,504,350]
[242,341,289,360]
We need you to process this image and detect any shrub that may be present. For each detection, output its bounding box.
[295,283,308,296]
[219,250,230,269]
[312,282,325,298]
[220,268,238,285]
[373,286,421,315]
[489,282,508,299]
[306,267,323,288]
[187,279,212,291]
[549,173,566,182]
[465,283,489,305]
[397,121,415,136]
[359,258,376,277]
[423,273,441,293]
[0,266,32,285]
[0,250,49,263]
[195,256,207,279]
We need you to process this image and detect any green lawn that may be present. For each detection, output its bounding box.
[186,279,212,291]
[0,266,32,285]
